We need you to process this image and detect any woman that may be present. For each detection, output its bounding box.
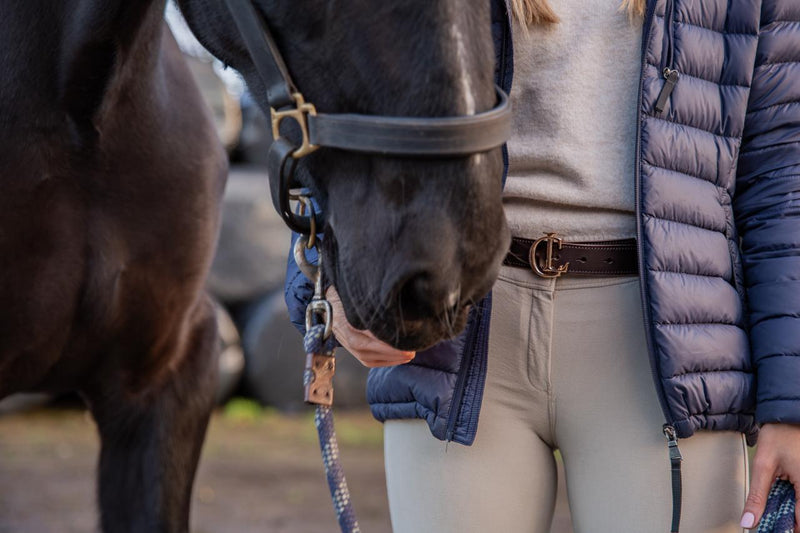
[286,0,800,531]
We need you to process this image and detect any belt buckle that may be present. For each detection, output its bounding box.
[531,232,569,278]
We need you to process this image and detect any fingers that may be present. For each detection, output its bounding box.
[741,449,777,529]
[354,357,416,368]
[326,285,416,368]
[334,325,416,367]
[341,339,416,368]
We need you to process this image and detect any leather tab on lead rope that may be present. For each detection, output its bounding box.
[304,353,335,406]
[297,234,336,407]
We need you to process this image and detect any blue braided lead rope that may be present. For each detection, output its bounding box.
[315,405,360,533]
[303,323,361,533]
[303,324,337,357]
[757,480,795,533]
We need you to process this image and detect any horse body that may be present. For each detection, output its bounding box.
[1,1,225,530]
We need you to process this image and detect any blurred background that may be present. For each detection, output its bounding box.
[0,5,574,532]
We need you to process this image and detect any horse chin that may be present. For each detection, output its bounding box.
[367,305,472,352]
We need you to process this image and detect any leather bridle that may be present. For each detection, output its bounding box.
[223,0,513,234]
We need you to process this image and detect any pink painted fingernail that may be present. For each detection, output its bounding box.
[740,512,755,528]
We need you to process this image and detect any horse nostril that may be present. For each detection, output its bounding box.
[397,273,432,318]
[396,272,456,320]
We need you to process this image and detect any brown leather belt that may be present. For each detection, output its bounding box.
[503,233,638,278]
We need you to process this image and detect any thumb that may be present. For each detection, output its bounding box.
[741,455,777,529]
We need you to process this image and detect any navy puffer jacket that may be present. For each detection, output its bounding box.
[286,0,800,445]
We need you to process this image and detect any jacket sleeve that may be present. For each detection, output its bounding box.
[284,230,317,335]
[734,0,800,426]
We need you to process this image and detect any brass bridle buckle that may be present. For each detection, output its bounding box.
[531,232,569,278]
[271,92,319,158]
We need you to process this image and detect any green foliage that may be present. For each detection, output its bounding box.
[217,397,383,448]
[222,397,267,422]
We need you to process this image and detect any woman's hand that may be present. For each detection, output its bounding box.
[326,285,416,368]
[741,423,800,529]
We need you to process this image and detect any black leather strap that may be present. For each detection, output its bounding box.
[224,0,296,109]
[665,427,683,533]
[267,137,325,234]
[504,236,638,276]
[308,87,511,156]
[669,451,682,533]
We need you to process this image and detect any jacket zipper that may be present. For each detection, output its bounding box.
[654,0,679,114]
[637,1,683,531]
[445,306,482,442]
[637,0,674,431]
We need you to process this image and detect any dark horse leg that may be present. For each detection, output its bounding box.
[1,0,226,529]
[84,299,218,533]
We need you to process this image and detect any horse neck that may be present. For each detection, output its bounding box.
[0,0,166,151]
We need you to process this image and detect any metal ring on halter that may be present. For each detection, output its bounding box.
[288,189,316,240]
[300,199,317,249]
[293,234,319,281]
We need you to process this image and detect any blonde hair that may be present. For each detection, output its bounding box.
[510,0,646,25]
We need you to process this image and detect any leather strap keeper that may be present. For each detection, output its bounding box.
[504,234,638,277]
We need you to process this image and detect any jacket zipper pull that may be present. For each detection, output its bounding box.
[663,425,683,533]
[655,68,680,114]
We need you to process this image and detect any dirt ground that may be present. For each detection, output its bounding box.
[0,403,573,533]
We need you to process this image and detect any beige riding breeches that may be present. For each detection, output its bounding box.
[384,265,748,533]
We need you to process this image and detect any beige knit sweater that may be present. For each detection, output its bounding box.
[504,0,644,241]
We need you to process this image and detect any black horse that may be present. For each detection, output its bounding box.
[178,0,510,351]
[1,0,507,531]
[1,1,224,531]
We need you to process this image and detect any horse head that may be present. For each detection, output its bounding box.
[178,0,510,350]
